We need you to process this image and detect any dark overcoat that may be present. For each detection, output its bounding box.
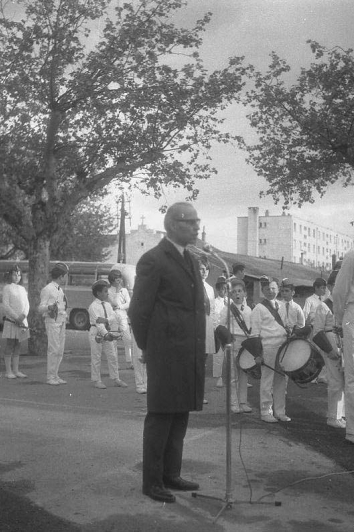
[128,238,206,413]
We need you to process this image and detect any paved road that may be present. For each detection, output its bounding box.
[0,332,353,531]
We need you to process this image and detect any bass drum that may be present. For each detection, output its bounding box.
[276,338,324,384]
[237,347,261,380]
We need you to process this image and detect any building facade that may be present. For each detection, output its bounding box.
[237,207,354,270]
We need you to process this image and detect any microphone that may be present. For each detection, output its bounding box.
[202,244,230,278]
[202,243,216,256]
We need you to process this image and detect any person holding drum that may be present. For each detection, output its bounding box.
[218,278,253,414]
[213,276,227,388]
[250,277,290,423]
[313,270,345,429]
[303,278,328,384]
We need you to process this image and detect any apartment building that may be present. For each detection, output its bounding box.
[237,207,354,269]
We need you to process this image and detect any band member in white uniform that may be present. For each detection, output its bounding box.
[219,279,252,413]
[213,275,227,387]
[88,280,127,389]
[39,262,69,385]
[250,277,289,423]
[313,270,345,429]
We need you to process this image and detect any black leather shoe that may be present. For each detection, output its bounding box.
[142,485,176,503]
[163,476,199,491]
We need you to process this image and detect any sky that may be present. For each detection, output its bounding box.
[122,0,354,252]
[7,0,354,252]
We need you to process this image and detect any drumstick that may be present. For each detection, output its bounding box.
[261,361,287,377]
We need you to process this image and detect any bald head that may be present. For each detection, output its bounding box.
[164,202,200,247]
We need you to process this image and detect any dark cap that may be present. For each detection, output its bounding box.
[230,278,246,290]
[215,275,227,286]
[51,262,69,274]
[232,262,245,273]
[92,279,110,290]
[313,277,327,288]
[260,275,279,287]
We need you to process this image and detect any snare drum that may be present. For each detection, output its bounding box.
[237,347,261,380]
[276,338,324,384]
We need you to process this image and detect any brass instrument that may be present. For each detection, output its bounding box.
[94,331,123,344]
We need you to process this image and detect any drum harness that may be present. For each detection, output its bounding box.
[259,299,310,386]
[233,300,289,380]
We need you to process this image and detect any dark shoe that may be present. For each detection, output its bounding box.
[163,476,199,491]
[142,484,176,503]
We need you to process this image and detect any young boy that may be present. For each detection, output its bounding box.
[219,279,252,413]
[39,262,69,385]
[88,280,127,389]
[280,278,305,334]
[250,277,289,423]
[213,275,227,387]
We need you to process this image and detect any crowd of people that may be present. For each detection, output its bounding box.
[1,201,353,504]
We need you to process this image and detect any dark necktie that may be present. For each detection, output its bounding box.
[102,301,110,330]
[274,301,279,312]
[286,302,289,317]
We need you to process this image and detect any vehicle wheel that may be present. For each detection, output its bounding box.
[69,309,90,331]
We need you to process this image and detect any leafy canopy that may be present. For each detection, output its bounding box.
[0,0,246,248]
[239,41,354,207]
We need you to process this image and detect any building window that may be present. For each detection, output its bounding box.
[294,223,297,232]
[313,229,316,238]
[259,222,262,228]
[308,228,311,236]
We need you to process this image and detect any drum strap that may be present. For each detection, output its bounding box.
[323,298,333,314]
[260,299,288,333]
[230,302,251,336]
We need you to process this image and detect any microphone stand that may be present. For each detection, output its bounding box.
[191,245,234,521]
[191,244,281,522]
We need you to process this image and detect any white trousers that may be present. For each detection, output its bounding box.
[89,330,119,382]
[213,347,224,378]
[45,319,66,381]
[260,337,288,417]
[115,310,132,363]
[131,334,147,391]
[342,305,354,439]
[231,337,249,407]
[323,355,345,420]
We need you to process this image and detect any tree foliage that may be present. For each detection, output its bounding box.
[239,41,354,207]
[0,0,245,353]
[50,198,116,262]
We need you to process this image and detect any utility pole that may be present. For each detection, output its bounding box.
[117,193,126,263]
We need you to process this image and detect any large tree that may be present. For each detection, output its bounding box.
[0,0,245,354]
[238,41,354,207]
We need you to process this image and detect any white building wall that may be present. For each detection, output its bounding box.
[237,209,354,269]
[237,217,248,255]
[126,224,165,265]
[258,213,293,262]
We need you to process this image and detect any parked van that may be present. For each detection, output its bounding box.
[0,261,136,331]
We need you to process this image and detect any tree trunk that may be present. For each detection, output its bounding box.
[27,237,50,356]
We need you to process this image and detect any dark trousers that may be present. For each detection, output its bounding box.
[143,411,189,490]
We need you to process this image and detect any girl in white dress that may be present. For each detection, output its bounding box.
[108,268,133,369]
[198,257,216,404]
[2,265,29,378]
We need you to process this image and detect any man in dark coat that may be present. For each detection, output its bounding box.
[128,202,206,503]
